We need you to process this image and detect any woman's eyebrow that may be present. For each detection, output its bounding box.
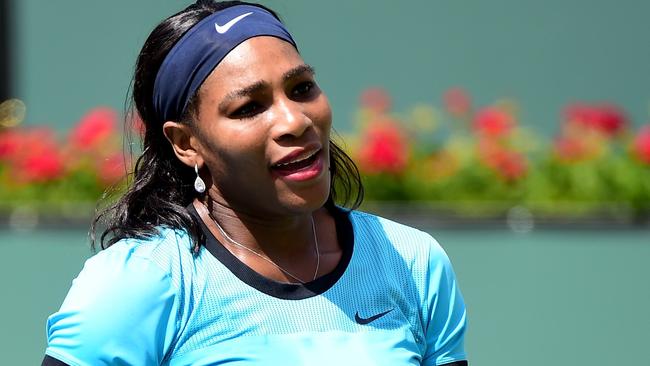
[219,80,266,110]
[218,64,316,110]
[282,64,315,82]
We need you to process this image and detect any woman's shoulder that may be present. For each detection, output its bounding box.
[348,209,440,248]
[346,208,454,269]
[45,226,192,365]
[84,226,196,284]
[102,226,193,258]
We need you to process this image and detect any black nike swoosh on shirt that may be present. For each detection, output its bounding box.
[354,308,394,325]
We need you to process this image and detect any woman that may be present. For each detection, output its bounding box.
[43,1,468,365]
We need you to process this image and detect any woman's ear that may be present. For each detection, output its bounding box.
[162,121,203,168]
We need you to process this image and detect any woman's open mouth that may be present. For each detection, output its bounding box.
[270,149,323,181]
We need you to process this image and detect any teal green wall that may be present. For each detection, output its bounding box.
[14,0,650,133]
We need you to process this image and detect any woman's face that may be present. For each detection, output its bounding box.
[191,36,332,217]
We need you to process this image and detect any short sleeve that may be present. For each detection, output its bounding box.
[422,238,468,365]
[44,246,180,366]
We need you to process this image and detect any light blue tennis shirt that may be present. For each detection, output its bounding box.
[45,206,467,365]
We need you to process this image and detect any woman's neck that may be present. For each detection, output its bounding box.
[195,197,315,255]
[192,197,341,284]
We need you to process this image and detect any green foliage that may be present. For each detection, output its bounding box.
[351,88,650,218]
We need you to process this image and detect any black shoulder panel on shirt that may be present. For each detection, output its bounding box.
[41,355,69,366]
[442,361,468,366]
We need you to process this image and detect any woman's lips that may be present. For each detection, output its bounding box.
[270,149,323,181]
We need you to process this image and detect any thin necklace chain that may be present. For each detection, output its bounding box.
[209,212,320,284]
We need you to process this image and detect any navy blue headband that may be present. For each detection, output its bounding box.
[152,4,297,123]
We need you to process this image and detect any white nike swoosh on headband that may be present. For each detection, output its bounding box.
[214,12,253,34]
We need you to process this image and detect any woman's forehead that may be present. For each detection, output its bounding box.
[205,36,303,90]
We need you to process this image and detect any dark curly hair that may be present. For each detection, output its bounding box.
[91,0,363,252]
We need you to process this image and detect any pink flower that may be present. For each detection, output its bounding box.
[443,87,471,117]
[70,107,118,149]
[357,121,408,175]
[632,125,650,164]
[359,87,392,114]
[563,103,627,137]
[97,153,127,185]
[473,107,514,138]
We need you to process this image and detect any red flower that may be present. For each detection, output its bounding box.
[563,103,627,136]
[554,135,589,162]
[443,87,471,117]
[473,107,514,138]
[0,130,22,161]
[9,128,65,183]
[70,107,118,149]
[491,150,528,181]
[21,153,64,182]
[632,125,650,164]
[564,103,593,126]
[360,87,392,114]
[357,121,408,175]
[477,138,527,181]
[596,104,627,135]
[97,153,127,185]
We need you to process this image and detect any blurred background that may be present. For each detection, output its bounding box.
[1,0,649,364]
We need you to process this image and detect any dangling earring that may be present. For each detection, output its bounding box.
[194,163,206,193]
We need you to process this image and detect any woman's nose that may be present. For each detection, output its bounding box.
[272,98,311,141]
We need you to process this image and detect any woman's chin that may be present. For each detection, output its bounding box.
[276,180,331,213]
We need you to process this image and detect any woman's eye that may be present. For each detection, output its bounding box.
[292,81,316,99]
[231,102,262,118]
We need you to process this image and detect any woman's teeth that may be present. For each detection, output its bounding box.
[274,150,318,168]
